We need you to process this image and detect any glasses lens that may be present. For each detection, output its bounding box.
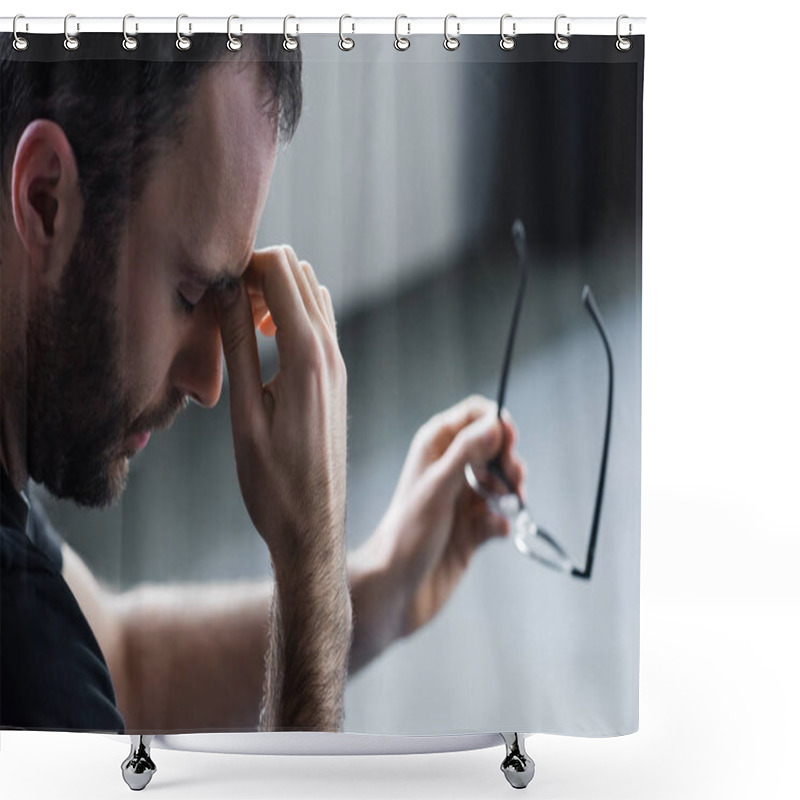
[465,464,575,573]
[511,510,575,573]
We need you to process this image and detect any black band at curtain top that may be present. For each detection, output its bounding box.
[2,13,645,63]
[1,33,645,67]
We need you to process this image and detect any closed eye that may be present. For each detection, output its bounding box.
[176,280,207,314]
[177,291,197,314]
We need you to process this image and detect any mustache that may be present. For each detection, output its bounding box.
[130,388,190,437]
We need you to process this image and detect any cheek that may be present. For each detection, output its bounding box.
[118,258,177,400]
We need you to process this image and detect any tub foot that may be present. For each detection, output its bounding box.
[500,732,535,789]
[121,735,157,791]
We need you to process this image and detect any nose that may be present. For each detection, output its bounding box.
[169,314,224,409]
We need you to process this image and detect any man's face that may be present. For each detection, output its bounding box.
[27,62,278,506]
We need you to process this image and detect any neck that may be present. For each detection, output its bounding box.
[0,245,31,492]
[0,388,28,492]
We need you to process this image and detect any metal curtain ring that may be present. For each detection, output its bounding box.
[64,13,79,51]
[444,14,460,51]
[12,15,29,51]
[227,15,242,51]
[616,14,632,51]
[394,15,410,51]
[338,15,355,51]
[554,14,570,51]
[283,15,299,51]
[122,14,138,51]
[500,13,516,50]
[176,14,191,50]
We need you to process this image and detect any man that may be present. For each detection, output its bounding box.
[0,34,524,733]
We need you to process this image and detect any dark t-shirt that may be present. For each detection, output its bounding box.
[1,468,125,732]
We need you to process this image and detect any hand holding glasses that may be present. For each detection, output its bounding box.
[464,220,614,578]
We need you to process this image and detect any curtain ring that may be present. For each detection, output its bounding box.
[554,14,570,51]
[122,15,138,51]
[443,14,460,51]
[394,15,410,51]
[283,15,299,51]
[176,14,191,50]
[64,13,80,51]
[12,15,29,51]
[500,14,516,51]
[338,15,355,51]
[227,15,242,51]
[616,15,632,51]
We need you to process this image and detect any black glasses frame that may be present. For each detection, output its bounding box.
[481,220,614,580]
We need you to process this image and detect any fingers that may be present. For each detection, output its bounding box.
[245,246,337,341]
[483,510,511,541]
[299,260,325,319]
[437,395,496,437]
[287,250,324,328]
[258,312,277,337]
[300,260,339,338]
[217,244,338,420]
[320,286,337,335]
[430,410,504,496]
[246,282,276,336]
[244,247,310,359]
[423,397,527,502]
[215,280,264,429]
[416,394,496,460]
[498,411,526,500]
[459,492,512,568]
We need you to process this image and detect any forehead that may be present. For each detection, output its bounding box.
[137,61,277,272]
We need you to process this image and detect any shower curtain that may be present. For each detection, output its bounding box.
[1,21,643,748]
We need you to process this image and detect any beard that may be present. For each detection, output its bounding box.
[24,212,187,508]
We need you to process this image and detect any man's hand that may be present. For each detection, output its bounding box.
[215,245,347,568]
[350,395,524,669]
[215,245,351,731]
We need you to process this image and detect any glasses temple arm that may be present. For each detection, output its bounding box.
[487,221,530,489]
[572,286,614,580]
[495,220,530,418]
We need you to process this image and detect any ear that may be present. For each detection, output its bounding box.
[10,119,83,286]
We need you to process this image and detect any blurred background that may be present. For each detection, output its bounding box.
[37,35,641,736]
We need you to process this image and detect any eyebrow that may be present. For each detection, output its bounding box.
[183,263,242,292]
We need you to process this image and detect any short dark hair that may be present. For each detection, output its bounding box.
[0,33,302,226]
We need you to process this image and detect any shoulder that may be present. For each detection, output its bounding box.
[1,521,59,575]
[27,490,65,571]
[1,484,126,732]
[0,489,64,574]
[0,521,125,732]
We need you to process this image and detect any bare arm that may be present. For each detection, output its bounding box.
[116,559,352,733]
[262,545,352,731]
[64,542,365,732]
[112,577,272,732]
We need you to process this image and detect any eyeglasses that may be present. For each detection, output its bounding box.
[464,220,614,578]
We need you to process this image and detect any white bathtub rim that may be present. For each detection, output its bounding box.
[105,731,512,756]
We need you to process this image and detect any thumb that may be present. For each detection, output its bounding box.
[436,413,504,494]
[215,280,263,424]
